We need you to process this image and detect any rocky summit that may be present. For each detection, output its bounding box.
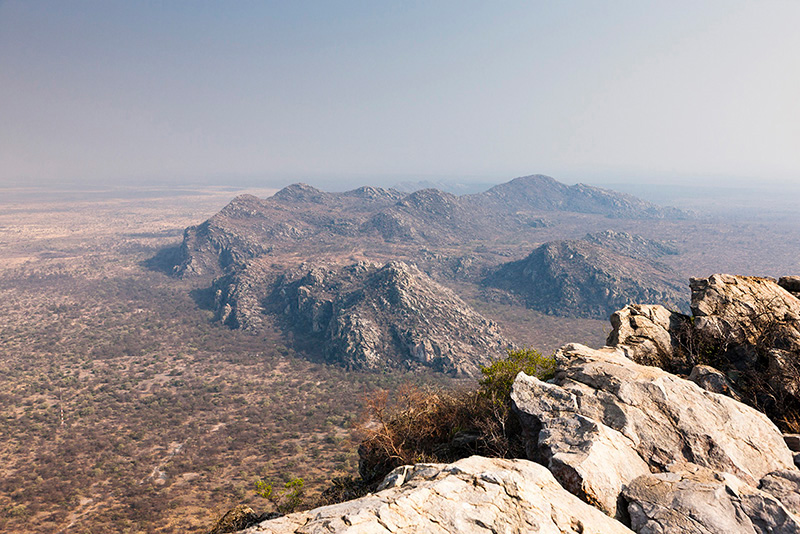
[214,260,513,376]
[267,261,512,376]
[233,273,800,533]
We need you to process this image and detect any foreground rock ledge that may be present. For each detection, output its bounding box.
[511,343,795,518]
[237,456,633,533]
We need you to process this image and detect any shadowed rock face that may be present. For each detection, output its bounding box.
[485,239,687,319]
[266,261,513,377]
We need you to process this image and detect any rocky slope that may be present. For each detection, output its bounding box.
[171,175,688,278]
[216,261,513,376]
[485,235,687,319]
[232,272,800,534]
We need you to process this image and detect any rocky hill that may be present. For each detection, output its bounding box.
[464,174,689,219]
[171,175,689,278]
[583,229,679,259]
[217,261,512,376]
[485,235,687,319]
[233,273,800,534]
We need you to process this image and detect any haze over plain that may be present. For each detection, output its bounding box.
[1,1,799,193]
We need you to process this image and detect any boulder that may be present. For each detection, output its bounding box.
[606,274,800,430]
[237,456,634,533]
[608,304,691,371]
[759,469,800,516]
[622,463,800,534]
[689,364,741,400]
[512,343,795,515]
[535,413,650,517]
[689,274,800,348]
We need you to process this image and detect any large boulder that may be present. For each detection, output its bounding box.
[236,456,634,533]
[608,304,690,371]
[608,274,800,431]
[689,274,800,350]
[622,463,800,534]
[511,343,795,517]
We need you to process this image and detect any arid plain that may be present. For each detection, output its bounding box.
[1,183,799,533]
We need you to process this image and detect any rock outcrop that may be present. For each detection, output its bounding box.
[224,273,800,533]
[609,273,800,429]
[485,239,687,319]
[267,261,512,376]
[237,456,635,534]
[511,343,794,518]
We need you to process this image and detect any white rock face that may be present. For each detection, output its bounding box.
[608,304,690,370]
[512,343,795,519]
[238,456,634,534]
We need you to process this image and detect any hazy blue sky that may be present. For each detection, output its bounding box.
[2,1,799,188]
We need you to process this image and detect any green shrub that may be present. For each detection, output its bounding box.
[479,348,556,402]
[254,477,305,514]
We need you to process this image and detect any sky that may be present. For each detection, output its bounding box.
[1,1,799,189]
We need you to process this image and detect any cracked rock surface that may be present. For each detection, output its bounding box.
[238,456,634,534]
[511,343,795,519]
[623,463,800,534]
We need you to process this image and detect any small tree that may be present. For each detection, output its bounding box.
[255,477,305,515]
[480,347,556,402]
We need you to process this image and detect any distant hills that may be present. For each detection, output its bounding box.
[162,174,692,372]
[173,174,690,278]
[484,232,687,319]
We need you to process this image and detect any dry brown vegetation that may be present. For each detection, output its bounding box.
[0,187,442,533]
[2,184,799,533]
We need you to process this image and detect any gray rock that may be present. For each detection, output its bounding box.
[785,435,800,452]
[512,344,795,514]
[237,456,634,533]
[623,463,800,534]
[608,304,691,370]
[759,469,800,516]
[689,364,741,400]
